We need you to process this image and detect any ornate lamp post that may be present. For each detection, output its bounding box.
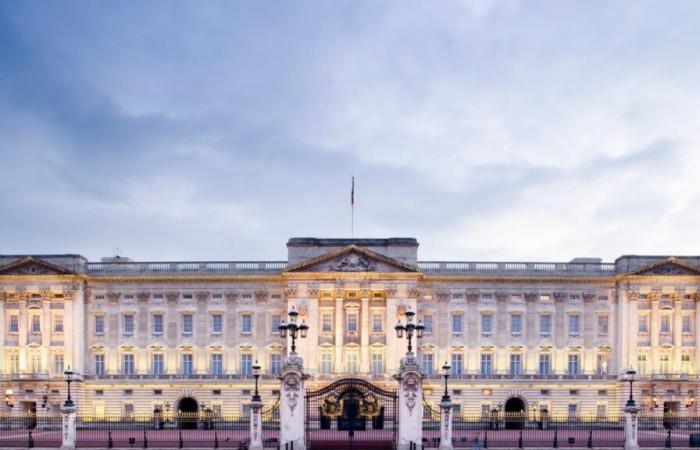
[252,360,262,402]
[63,367,74,408]
[278,305,308,354]
[394,307,425,355]
[625,368,637,408]
[4,389,14,408]
[441,362,451,402]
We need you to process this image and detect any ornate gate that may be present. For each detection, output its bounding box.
[306,378,397,450]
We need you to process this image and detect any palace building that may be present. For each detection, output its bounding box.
[1,238,699,419]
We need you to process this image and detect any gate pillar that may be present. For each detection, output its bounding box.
[280,354,308,450]
[60,404,77,450]
[624,404,640,450]
[249,399,264,450]
[438,399,453,450]
[396,354,423,450]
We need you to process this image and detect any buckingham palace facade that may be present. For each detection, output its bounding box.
[1,237,699,419]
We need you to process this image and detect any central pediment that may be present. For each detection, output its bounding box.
[0,257,75,276]
[285,245,418,273]
[630,257,700,276]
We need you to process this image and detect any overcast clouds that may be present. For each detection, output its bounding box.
[1,1,699,262]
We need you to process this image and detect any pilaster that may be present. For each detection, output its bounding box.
[279,354,307,450]
[396,354,423,450]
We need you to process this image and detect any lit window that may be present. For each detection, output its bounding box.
[682,354,692,374]
[53,354,64,375]
[596,354,608,375]
[637,354,647,374]
[241,314,252,333]
[371,352,384,374]
[568,315,580,335]
[211,354,223,375]
[596,404,606,418]
[320,352,333,373]
[152,354,164,375]
[321,313,332,332]
[481,314,493,334]
[510,314,522,335]
[212,314,223,333]
[153,314,163,334]
[659,354,670,373]
[123,315,134,334]
[372,314,383,332]
[540,315,551,335]
[182,314,193,334]
[346,352,358,374]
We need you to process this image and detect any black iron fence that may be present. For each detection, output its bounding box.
[0,415,62,448]
[638,415,700,448]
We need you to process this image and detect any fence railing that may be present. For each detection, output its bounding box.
[0,415,62,448]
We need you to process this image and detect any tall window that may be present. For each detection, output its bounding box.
[347,313,358,332]
[153,314,163,334]
[596,404,607,419]
[451,354,463,375]
[271,314,281,333]
[31,315,41,333]
[152,354,164,375]
[346,352,358,374]
[510,314,522,335]
[638,315,648,333]
[659,354,670,373]
[540,315,551,335]
[95,316,105,334]
[182,314,193,334]
[568,315,580,335]
[371,352,384,373]
[682,354,692,374]
[568,354,580,375]
[95,354,105,375]
[321,313,332,332]
[123,315,134,334]
[539,354,551,375]
[423,315,433,333]
[683,316,692,333]
[372,314,383,332]
[660,315,671,333]
[452,314,463,334]
[568,403,578,418]
[9,315,18,333]
[637,354,647,374]
[9,353,19,374]
[481,314,493,335]
[271,354,282,375]
[53,315,64,333]
[597,316,608,335]
[240,354,252,375]
[596,354,608,375]
[123,354,135,375]
[211,354,223,375]
[182,354,194,375]
[212,314,223,333]
[320,352,333,373]
[241,314,252,333]
[480,353,492,375]
[422,353,434,375]
[509,354,522,375]
[53,354,64,375]
[31,350,41,373]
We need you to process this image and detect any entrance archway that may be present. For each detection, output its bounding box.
[177,397,199,429]
[504,397,526,429]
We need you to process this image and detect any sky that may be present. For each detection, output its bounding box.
[1,1,700,262]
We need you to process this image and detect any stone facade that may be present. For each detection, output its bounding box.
[0,239,699,419]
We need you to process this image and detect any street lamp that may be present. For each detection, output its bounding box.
[625,368,636,408]
[4,389,14,408]
[252,360,262,402]
[441,361,451,402]
[63,367,74,408]
[278,305,308,354]
[394,307,425,355]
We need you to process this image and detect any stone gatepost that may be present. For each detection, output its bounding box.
[60,404,77,450]
[624,404,640,450]
[396,354,423,450]
[249,399,264,450]
[438,398,453,450]
[280,354,307,450]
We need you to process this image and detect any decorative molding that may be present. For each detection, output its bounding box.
[466,291,480,302]
[360,289,372,298]
[284,288,297,298]
[582,293,596,303]
[195,291,209,302]
[225,291,239,302]
[165,292,179,303]
[106,292,121,303]
[385,288,397,297]
[136,292,151,302]
[407,288,421,298]
[436,290,450,301]
[495,292,509,302]
[525,293,539,303]
[553,292,567,302]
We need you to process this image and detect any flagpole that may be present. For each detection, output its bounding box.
[351,176,355,238]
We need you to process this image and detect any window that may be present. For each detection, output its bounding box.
[321,314,332,332]
[568,403,578,417]
[153,314,163,334]
[509,354,521,375]
[539,354,551,375]
[211,354,223,375]
[31,350,41,372]
[240,354,252,375]
[95,354,105,375]
[95,316,104,334]
[152,354,164,375]
[270,354,282,375]
[422,353,434,375]
[346,352,358,374]
[683,315,692,333]
[347,313,358,332]
[53,354,64,375]
[596,404,606,418]
[568,354,580,375]
[31,315,41,333]
[481,314,493,334]
[182,354,194,375]
[638,315,648,333]
[9,353,19,374]
[451,353,463,375]
[451,314,463,334]
[271,314,281,333]
[124,403,134,419]
[320,352,333,373]
[510,314,522,335]
[423,315,433,333]
[241,314,252,333]
[597,315,608,335]
[372,314,383,332]
[637,354,647,374]
[371,352,384,373]
[212,314,223,333]
[480,353,492,375]
[123,354,135,375]
[660,315,671,333]
[9,315,18,333]
[596,354,608,375]
[123,315,134,334]
[682,354,692,374]
[659,354,670,373]
[53,315,64,333]
[569,315,580,335]
[540,315,551,335]
[182,314,193,334]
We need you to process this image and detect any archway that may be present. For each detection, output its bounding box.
[177,397,199,429]
[504,397,526,429]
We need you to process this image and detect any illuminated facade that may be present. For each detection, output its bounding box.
[1,238,699,418]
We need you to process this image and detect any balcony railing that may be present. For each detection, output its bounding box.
[82,373,280,381]
[86,261,288,275]
[422,373,619,381]
[417,261,616,275]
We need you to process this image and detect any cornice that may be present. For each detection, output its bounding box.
[86,275,283,283]
[0,274,85,282]
[422,274,616,283]
[282,272,422,280]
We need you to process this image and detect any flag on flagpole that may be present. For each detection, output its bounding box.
[351,176,355,205]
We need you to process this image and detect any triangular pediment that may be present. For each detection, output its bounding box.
[630,257,700,276]
[285,245,418,273]
[0,257,74,276]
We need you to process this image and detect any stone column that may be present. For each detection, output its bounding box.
[60,404,77,450]
[335,291,344,373]
[624,404,640,450]
[673,296,683,372]
[248,399,264,450]
[695,295,700,373]
[386,291,399,373]
[396,354,423,450]
[439,398,453,450]
[280,354,307,450]
[361,294,370,373]
[618,291,630,372]
[650,295,660,373]
[628,293,639,373]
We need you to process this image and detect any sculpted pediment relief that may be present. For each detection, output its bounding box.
[285,245,418,273]
[0,257,74,276]
[631,257,700,276]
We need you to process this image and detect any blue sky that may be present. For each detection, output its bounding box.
[1,1,699,262]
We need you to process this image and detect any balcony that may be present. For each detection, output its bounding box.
[421,373,619,381]
[417,261,616,276]
[0,372,68,381]
[82,373,280,381]
[86,261,288,276]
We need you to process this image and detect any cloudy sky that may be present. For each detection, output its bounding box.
[1,1,699,262]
